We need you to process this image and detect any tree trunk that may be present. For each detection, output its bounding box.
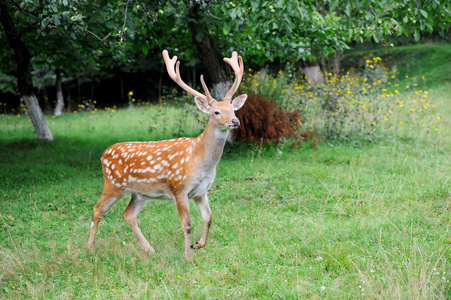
[120,72,124,101]
[55,67,64,116]
[0,1,53,141]
[187,3,232,100]
[302,59,323,83]
[320,55,327,78]
[333,51,341,78]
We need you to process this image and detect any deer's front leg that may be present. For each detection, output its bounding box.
[192,193,212,249]
[175,195,192,260]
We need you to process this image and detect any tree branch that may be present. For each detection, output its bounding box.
[120,0,129,43]
[11,0,38,17]
[85,29,111,46]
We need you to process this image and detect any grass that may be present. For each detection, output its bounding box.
[1,44,451,299]
[341,43,451,92]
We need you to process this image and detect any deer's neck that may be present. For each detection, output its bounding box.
[195,120,228,169]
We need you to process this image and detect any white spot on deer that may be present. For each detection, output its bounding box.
[162,160,169,166]
[154,164,161,171]
[112,164,115,170]
[175,169,180,175]
[105,167,110,174]
[115,183,121,188]
[141,167,155,173]
[122,182,127,186]
[183,175,187,180]
[128,175,137,182]
[103,159,111,167]
[149,160,155,165]
[171,163,179,169]
[118,159,123,165]
[115,170,122,178]
[108,175,113,180]
[157,157,162,161]
[186,156,190,162]
[181,158,185,164]
[178,175,182,180]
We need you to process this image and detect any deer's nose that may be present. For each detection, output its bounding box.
[232,119,240,127]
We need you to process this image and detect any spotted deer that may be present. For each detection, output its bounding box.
[87,50,247,260]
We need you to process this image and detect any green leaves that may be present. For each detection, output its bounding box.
[419,9,428,19]
[344,3,351,16]
[142,45,148,55]
[414,29,420,42]
[223,22,232,35]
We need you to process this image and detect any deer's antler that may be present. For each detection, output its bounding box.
[223,51,244,102]
[162,50,215,105]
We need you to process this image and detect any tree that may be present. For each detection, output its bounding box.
[0,0,53,140]
[0,0,135,138]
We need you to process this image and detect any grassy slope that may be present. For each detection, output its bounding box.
[342,43,451,91]
[1,44,450,299]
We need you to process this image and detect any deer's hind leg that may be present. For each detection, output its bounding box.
[88,186,124,249]
[122,192,154,252]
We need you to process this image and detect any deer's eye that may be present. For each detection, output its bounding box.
[214,110,220,116]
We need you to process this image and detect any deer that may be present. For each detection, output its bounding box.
[87,49,247,260]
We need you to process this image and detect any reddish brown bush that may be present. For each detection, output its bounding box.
[231,94,303,145]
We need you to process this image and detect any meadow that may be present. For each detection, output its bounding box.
[1,44,450,299]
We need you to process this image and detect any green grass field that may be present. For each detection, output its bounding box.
[1,44,450,299]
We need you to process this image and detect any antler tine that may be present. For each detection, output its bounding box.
[200,75,214,105]
[162,50,210,101]
[223,51,244,102]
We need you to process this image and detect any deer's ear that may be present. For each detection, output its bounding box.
[231,94,247,111]
[194,96,211,113]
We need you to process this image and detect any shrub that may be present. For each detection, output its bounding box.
[243,56,438,142]
[231,94,302,145]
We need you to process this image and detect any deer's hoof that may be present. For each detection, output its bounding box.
[191,241,205,249]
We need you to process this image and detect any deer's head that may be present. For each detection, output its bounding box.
[163,50,247,131]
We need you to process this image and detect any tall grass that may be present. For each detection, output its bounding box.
[1,44,451,298]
